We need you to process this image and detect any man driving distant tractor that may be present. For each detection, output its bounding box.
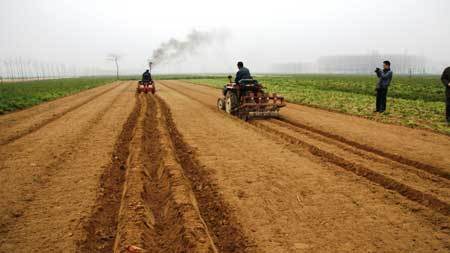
[142,69,152,84]
[235,61,252,83]
[137,69,155,94]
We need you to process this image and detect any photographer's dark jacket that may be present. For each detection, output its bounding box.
[441,67,450,97]
[376,69,393,89]
[235,67,251,83]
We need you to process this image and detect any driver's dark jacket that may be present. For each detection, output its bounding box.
[142,72,152,82]
[235,67,251,83]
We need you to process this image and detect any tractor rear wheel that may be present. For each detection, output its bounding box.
[225,92,238,115]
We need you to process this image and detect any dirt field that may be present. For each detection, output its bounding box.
[0,80,449,252]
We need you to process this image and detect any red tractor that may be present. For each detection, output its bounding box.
[137,80,155,94]
[217,76,285,120]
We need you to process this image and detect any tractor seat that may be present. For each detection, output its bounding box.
[238,79,258,85]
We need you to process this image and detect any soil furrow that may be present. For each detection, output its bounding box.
[0,82,134,252]
[114,94,218,252]
[80,91,249,252]
[0,84,131,240]
[158,81,450,215]
[156,95,252,253]
[0,82,122,145]
[3,79,447,252]
[0,83,128,171]
[156,81,449,252]
[276,117,450,180]
[112,94,158,252]
[151,94,218,253]
[265,119,450,202]
[269,119,433,177]
[250,120,450,216]
[77,90,140,253]
[162,80,450,180]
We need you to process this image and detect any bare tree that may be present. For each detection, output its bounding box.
[107,54,121,80]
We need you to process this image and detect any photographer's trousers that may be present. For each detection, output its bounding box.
[376,88,388,112]
[446,89,450,123]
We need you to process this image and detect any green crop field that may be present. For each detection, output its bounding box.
[184,74,449,135]
[0,77,115,114]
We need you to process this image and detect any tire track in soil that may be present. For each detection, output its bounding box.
[250,120,450,216]
[269,119,440,180]
[0,83,132,239]
[76,92,140,253]
[0,82,122,146]
[275,117,450,180]
[158,82,450,251]
[158,81,450,216]
[156,96,252,253]
[79,93,251,252]
[165,81,450,180]
[113,94,218,253]
[261,119,450,202]
[0,83,127,173]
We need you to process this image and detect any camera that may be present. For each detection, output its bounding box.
[374,67,381,73]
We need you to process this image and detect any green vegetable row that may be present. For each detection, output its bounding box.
[184,74,449,135]
[0,77,115,114]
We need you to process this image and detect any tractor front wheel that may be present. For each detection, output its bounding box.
[217,98,225,111]
[225,92,238,115]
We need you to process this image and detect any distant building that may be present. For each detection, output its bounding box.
[271,53,429,75]
[317,53,427,75]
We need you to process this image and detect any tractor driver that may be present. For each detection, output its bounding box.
[235,61,252,83]
[142,69,152,84]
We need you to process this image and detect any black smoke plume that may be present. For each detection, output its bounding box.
[151,29,227,66]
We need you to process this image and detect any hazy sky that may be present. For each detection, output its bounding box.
[1,0,449,74]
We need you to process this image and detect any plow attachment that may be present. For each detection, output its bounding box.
[237,93,285,119]
[137,81,155,94]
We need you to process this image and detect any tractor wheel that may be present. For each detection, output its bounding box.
[225,92,238,115]
[217,98,225,111]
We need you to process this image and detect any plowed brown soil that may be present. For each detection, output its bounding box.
[0,79,449,253]
[156,80,450,252]
[0,81,134,252]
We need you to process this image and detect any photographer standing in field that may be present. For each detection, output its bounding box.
[374,61,393,113]
[441,66,450,125]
